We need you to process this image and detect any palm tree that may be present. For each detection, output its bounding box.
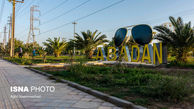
[66,40,75,55]
[74,30,108,59]
[43,37,67,57]
[154,16,194,62]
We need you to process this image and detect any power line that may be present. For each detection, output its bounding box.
[39,0,125,35]
[72,22,77,55]
[15,27,29,39]
[3,26,7,49]
[0,0,5,25]
[16,0,91,35]
[102,8,194,34]
[15,0,39,35]
[16,4,23,14]
[27,5,40,46]
[41,0,91,25]
[75,0,125,22]
[16,0,29,15]
[41,0,69,16]
[7,15,12,40]
[16,0,35,18]
[16,0,32,16]
[143,8,194,25]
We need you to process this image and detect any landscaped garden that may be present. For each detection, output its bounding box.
[34,64,194,108]
[0,16,194,108]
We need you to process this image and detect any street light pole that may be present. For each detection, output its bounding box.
[10,0,24,57]
[72,22,77,55]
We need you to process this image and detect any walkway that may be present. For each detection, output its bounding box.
[0,59,121,109]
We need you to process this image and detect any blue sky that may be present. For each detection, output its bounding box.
[1,0,194,45]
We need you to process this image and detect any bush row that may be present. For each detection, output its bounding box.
[44,65,194,102]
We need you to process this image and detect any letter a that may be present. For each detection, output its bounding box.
[142,44,151,63]
[96,47,106,61]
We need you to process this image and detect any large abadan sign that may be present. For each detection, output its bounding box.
[95,24,164,65]
[96,43,163,64]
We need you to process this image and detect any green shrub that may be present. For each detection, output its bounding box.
[64,65,194,102]
[167,60,194,68]
[24,59,32,65]
[135,76,193,101]
[131,98,149,106]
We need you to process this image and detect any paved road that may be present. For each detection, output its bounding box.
[0,60,122,109]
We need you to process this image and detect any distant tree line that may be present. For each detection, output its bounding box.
[0,16,193,63]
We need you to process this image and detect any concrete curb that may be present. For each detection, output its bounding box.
[2,59,19,65]
[25,67,146,109]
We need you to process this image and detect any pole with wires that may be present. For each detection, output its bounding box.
[3,26,7,49]
[72,22,77,55]
[10,0,24,57]
[27,5,40,48]
[7,15,12,41]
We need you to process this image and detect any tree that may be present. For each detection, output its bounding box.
[154,16,194,62]
[74,30,108,59]
[104,38,115,55]
[66,40,75,55]
[14,39,24,53]
[24,42,41,56]
[6,38,24,55]
[43,37,67,57]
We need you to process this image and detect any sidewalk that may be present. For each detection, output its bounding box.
[0,59,121,109]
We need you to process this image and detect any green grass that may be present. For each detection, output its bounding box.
[3,55,194,69]
[34,55,86,60]
[131,98,149,106]
[167,60,194,69]
[3,55,91,65]
[35,65,194,107]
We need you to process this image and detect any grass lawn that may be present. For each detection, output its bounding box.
[3,55,194,69]
[3,55,92,65]
[34,65,194,109]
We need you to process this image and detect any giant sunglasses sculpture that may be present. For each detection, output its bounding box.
[96,24,164,64]
[114,24,153,46]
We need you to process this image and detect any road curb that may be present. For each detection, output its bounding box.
[25,67,146,109]
[2,59,19,65]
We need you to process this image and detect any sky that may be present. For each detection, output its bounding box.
[0,0,194,45]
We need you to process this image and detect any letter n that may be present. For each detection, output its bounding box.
[153,43,162,64]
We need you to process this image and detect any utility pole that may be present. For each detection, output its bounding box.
[27,5,40,48]
[7,15,12,41]
[72,22,77,55]
[10,0,24,57]
[3,26,7,49]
